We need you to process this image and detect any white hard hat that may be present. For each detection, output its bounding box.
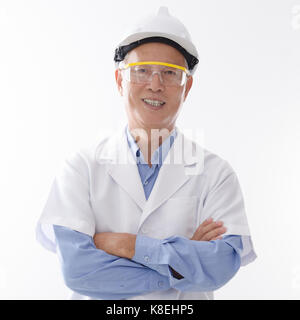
[114,7,199,75]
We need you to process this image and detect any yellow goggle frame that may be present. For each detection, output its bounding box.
[120,61,190,75]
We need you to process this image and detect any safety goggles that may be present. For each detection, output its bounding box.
[119,61,190,86]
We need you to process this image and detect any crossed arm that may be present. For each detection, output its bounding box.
[54,219,242,299]
[53,225,169,299]
[93,218,227,278]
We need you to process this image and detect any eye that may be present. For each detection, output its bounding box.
[163,69,177,76]
[134,67,149,74]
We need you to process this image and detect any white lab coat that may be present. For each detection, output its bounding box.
[36,125,256,300]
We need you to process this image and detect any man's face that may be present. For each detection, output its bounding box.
[115,42,193,132]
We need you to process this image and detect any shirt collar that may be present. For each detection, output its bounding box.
[125,124,177,165]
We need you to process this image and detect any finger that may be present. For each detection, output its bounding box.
[201,218,213,226]
[202,226,227,241]
[193,221,223,240]
[210,235,223,241]
[204,227,226,241]
[195,218,214,233]
[192,220,224,241]
[191,218,214,240]
[201,220,224,235]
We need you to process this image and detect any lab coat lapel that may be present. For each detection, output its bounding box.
[96,126,146,211]
[96,126,204,223]
[138,128,203,229]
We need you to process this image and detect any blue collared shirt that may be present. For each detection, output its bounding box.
[53,125,242,299]
[125,124,177,200]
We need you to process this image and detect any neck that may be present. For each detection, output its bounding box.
[128,124,175,165]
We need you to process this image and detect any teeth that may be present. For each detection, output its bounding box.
[143,99,165,107]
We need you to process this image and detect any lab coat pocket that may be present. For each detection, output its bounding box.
[154,196,199,239]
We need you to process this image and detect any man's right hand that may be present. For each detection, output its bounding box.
[190,218,226,241]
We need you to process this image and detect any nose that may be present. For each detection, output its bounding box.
[147,72,164,92]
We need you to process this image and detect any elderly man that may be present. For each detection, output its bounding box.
[36,7,256,300]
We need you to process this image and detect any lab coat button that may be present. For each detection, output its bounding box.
[144,255,149,262]
[158,281,164,287]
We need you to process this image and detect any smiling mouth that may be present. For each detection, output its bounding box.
[142,98,165,107]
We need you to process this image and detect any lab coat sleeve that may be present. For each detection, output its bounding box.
[132,234,242,291]
[200,169,257,266]
[53,225,171,300]
[36,151,96,252]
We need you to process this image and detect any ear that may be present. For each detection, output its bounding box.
[115,69,123,96]
[183,76,193,102]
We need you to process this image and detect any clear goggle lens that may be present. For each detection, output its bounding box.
[120,61,190,86]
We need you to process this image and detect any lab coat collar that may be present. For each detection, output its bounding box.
[125,124,178,166]
[95,125,204,223]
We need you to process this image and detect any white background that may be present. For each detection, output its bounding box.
[0,0,299,299]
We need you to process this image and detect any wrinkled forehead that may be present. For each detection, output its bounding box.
[124,42,187,68]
